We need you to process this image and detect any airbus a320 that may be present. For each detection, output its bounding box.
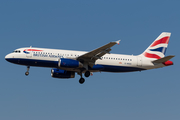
[5,32,174,84]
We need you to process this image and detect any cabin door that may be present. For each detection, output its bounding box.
[137,56,142,66]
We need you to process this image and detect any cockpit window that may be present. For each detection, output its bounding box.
[13,50,21,53]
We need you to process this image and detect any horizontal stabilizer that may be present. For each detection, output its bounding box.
[152,55,175,63]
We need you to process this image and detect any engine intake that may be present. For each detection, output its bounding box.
[58,58,83,68]
[51,69,75,78]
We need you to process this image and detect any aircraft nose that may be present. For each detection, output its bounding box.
[5,54,12,62]
[5,53,18,64]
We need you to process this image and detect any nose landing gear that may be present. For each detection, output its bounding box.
[25,66,30,76]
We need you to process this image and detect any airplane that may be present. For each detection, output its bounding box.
[5,32,174,84]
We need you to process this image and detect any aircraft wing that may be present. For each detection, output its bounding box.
[77,40,120,67]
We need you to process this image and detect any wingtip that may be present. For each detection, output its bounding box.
[116,40,121,45]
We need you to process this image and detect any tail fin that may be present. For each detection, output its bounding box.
[141,32,171,59]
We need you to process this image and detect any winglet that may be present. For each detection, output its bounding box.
[116,40,121,45]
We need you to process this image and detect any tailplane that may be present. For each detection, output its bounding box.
[152,55,174,66]
[152,55,174,63]
[140,32,171,59]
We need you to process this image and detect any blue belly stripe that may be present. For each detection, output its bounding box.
[6,58,59,68]
[6,58,146,72]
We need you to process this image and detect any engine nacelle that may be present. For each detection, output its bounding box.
[58,58,83,68]
[51,69,75,78]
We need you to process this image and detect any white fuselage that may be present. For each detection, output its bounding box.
[5,47,165,73]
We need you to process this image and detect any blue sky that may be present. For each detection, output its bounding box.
[0,0,179,120]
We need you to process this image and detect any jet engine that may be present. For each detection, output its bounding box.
[58,58,83,68]
[51,69,75,78]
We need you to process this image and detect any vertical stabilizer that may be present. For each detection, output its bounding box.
[140,32,171,59]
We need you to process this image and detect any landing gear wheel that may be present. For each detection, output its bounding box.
[85,71,90,77]
[25,66,30,76]
[79,78,85,84]
[25,72,29,76]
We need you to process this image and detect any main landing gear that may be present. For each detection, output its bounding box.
[84,71,90,77]
[78,71,91,84]
[25,66,30,76]
[79,78,85,84]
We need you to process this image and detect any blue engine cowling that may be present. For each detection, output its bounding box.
[51,69,75,78]
[59,58,83,68]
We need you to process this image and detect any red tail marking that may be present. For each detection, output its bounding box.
[150,36,170,47]
[144,52,161,59]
